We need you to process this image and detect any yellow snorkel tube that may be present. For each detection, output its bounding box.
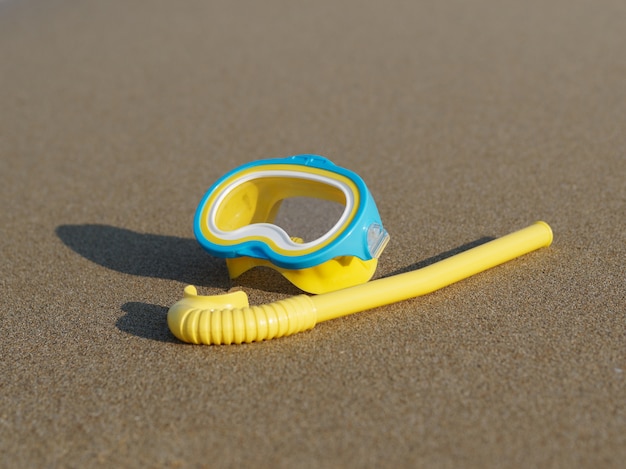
[170,216,553,344]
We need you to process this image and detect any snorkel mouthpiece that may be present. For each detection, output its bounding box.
[194,155,389,293]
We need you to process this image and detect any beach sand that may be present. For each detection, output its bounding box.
[1,0,624,467]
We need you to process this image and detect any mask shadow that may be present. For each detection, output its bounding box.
[56,224,230,287]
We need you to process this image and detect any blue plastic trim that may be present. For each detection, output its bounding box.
[193,155,388,269]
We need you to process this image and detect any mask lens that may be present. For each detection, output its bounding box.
[213,175,349,241]
[274,197,346,243]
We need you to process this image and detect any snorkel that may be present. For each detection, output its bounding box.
[168,221,553,344]
[168,155,553,345]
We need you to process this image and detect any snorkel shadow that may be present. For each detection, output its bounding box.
[56,224,231,288]
[385,236,495,277]
[117,302,179,343]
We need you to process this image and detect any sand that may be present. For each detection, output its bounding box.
[1,0,624,467]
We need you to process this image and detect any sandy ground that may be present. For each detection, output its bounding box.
[1,0,624,467]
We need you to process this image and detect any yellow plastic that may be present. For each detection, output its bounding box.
[225,255,380,294]
[168,221,553,345]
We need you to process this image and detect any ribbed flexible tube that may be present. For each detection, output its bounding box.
[168,293,317,345]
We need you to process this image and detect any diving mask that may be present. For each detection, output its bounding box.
[194,155,389,293]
